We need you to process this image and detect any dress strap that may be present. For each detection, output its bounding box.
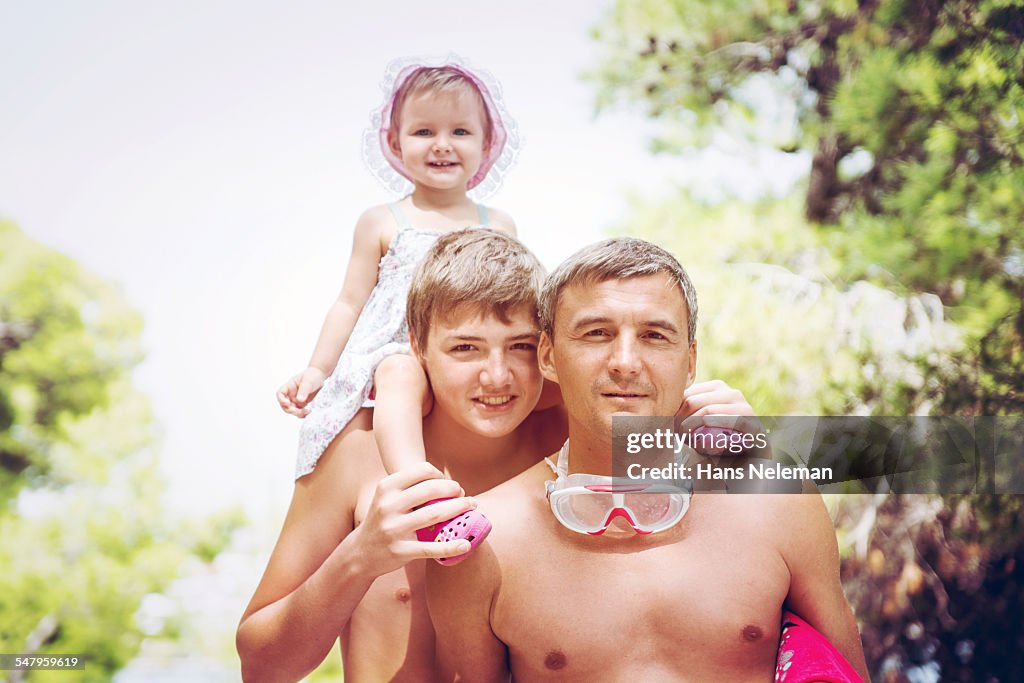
[387,202,412,230]
[475,203,490,227]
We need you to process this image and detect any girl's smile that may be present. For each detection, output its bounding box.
[391,89,488,193]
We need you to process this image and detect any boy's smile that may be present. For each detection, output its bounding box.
[416,306,542,439]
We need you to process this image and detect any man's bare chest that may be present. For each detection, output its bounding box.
[489,501,789,679]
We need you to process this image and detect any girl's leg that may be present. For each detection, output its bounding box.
[372,354,430,475]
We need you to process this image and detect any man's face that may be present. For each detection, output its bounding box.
[416,305,543,439]
[538,273,697,439]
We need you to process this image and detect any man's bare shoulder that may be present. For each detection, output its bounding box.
[477,459,551,509]
[472,459,553,558]
[426,458,552,601]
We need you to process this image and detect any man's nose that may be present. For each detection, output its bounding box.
[481,352,511,387]
[607,335,641,376]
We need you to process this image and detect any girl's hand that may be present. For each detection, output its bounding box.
[352,462,475,576]
[276,366,328,417]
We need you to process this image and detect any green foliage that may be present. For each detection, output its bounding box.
[592,0,1024,414]
[0,222,241,680]
[0,219,144,504]
[837,494,1024,682]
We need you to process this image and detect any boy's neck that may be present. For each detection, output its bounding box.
[423,414,529,496]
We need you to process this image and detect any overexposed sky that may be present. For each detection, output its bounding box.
[0,1,805,519]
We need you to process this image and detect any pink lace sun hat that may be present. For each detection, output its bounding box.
[362,55,521,201]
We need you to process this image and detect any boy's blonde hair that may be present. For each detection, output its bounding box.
[539,237,699,344]
[407,229,545,353]
[388,66,495,149]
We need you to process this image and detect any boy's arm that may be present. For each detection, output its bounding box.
[780,494,870,681]
[426,546,510,682]
[236,431,473,682]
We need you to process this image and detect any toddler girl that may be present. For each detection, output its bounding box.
[277,56,519,564]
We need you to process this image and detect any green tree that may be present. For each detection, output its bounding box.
[0,221,239,681]
[591,0,1024,415]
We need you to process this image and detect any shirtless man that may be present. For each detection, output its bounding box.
[427,237,870,682]
[236,230,756,681]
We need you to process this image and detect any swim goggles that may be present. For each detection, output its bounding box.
[544,441,692,536]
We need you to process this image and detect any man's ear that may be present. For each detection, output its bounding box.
[538,331,559,384]
[686,339,697,388]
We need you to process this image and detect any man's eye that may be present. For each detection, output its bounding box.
[584,329,610,338]
[451,344,476,352]
[644,332,668,341]
[511,342,536,351]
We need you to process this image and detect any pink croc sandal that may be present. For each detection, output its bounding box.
[415,498,492,566]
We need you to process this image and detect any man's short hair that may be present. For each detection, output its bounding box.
[539,237,698,343]
[408,229,546,352]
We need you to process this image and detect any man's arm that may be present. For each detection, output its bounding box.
[426,545,510,682]
[779,493,870,681]
[236,426,473,682]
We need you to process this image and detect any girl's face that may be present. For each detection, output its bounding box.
[390,88,489,193]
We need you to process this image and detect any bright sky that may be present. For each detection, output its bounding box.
[0,1,805,521]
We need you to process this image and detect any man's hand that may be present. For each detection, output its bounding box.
[676,380,767,456]
[352,462,476,575]
[276,366,328,417]
[678,379,753,417]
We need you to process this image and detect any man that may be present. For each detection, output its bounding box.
[427,237,869,681]
[237,231,756,681]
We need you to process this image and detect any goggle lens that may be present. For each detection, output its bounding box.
[549,481,690,535]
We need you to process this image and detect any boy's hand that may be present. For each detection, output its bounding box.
[276,366,328,417]
[353,462,476,575]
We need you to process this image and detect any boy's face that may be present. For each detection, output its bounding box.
[415,305,542,439]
